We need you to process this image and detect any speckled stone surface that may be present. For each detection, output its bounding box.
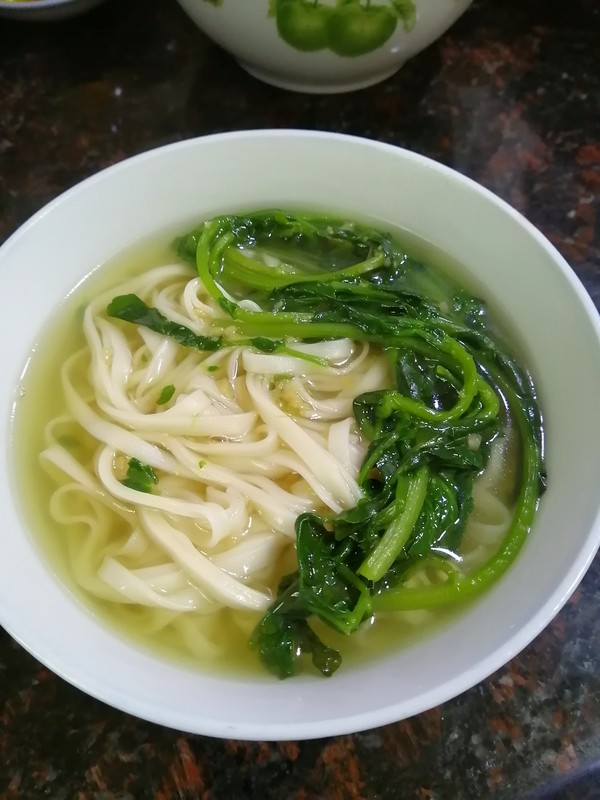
[1,1,599,798]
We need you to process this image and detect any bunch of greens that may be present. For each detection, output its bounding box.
[108,210,545,680]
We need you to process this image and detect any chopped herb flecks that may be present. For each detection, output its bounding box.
[157,384,175,405]
[121,457,158,494]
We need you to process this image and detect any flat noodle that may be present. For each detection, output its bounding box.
[41,264,379,621]
[461,437,514,569]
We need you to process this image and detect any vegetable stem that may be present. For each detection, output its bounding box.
[359,466,429,582]
[372,369,542,611]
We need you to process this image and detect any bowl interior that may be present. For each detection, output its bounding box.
[1,130,599,739]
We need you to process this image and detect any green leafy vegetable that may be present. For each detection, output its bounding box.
[172,209,546,679]
[106,292,327,367]
[147,209,548,679]
[107,294,222,352]
[121,458,158,494]
[250,571,343,679]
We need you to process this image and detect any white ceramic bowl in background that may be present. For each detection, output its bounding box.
[176,0,472,93]
[1,130,599,741]
[0,0,107,22]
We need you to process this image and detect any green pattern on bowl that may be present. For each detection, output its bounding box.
[202,0,417,57]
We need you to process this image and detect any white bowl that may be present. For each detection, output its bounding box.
[176,0,472,93]
[1,130,599,741]
[0,0,107,22]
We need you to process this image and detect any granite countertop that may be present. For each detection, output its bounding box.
[1,1,599,797]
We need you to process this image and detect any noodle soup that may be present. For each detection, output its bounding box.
[13,210,544,679]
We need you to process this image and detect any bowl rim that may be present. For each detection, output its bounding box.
[0,0,100,9]
[1,129,600,740]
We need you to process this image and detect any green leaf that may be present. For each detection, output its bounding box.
[249,576,342,679]
[107,294,222,352]
[295,514,372,634]
[121,458,158,494]
[250,336,282,353]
